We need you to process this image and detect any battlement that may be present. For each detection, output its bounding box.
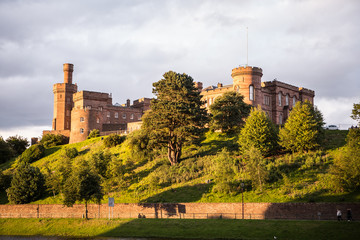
[73,90,111,102]
[262,80,314,96]
[231,66,263,77]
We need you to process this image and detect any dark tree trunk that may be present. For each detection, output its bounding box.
[85,201,88,219]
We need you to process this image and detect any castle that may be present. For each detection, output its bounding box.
[44,63,314,143]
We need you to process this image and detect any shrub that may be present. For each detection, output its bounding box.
[87,129,100,139]
[17,144,45,163]
[103,134,126,148]
[65,147,78,159]
[40,134,68,148]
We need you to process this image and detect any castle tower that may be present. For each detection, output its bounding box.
[231,66,263,106]
[52,63,78,132]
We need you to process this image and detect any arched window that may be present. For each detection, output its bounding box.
[80,128,84,134]
[80,117,84,122]
[115,112,119,118]
[279,113,283,125]
[278,92,282,106]
[249,85,254,101]
[293,96,296,106]
[130,114,134,120]
[235,85,240,93]
[96,118,100,124]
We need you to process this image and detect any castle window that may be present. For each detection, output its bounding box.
[286,94,289,106]
[209,98,212,105]
[130,114,134,120]
[87,106,91,110]
[80,128,84,134]
[80,117,84,122]
[122,113,126,119]
[99,106,103,111]
[60,94,62,99]
[107,112,110,118]
[96,118,100,123]
[264,95,270,106]
[115,112,118,118]
[138,114,141,120]
[278,92,282,106]
[66,110,70,117]
[249,85,254,101]
[279,113,283,125]
[293,97,296,106]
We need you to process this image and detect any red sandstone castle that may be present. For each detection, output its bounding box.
[44,63,314,143]
[44,63,151,143]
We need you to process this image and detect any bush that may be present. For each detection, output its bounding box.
[103,134,126,148]
[87,129,100,139]
[40,134,68,148]
[6,162,45,204]
[18,144,45,163]
[65,147,78,159]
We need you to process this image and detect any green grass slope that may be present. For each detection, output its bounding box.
[1,129,359,205]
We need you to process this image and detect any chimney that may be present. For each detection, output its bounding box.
[126,99,131,107]
[195,82,203,91]
[217,83,223,88]
[63,63,74,84]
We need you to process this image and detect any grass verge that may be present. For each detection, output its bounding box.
[0,218,359,240]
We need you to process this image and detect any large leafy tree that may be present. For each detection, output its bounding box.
[6,135,29,156]
[351,102,360,126]
[330,128,360,192]
[242,146,268,191]
[6,162,45,204]
[63,162,103,219]
[0,136,13,164]
[238,106,278,156]
[279,101,324,152]
[209,91,251,133]
[142,71,208,165]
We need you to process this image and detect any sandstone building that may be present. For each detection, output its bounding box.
[44,63,314,143]
[198,66,314,125]
[44,63,150,143]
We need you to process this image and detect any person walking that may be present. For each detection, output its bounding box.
[337,209,342,221]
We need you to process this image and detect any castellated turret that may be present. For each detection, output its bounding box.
[52,63,77,135]
[231,66,263,106]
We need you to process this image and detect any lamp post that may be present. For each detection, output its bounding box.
[241,182,244,219]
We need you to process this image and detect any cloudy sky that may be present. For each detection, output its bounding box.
[0,0,359,140]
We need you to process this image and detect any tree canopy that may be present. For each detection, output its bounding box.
[142,71,208,165]
[351,102,360,126]
[209,91,251,133]
[6,135,29,156]
[0,136,13,164]
[238,106,278,156]
[279,101,324,152]
[6,162,45,204]
[63,162,103,219]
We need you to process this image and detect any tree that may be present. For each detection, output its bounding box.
[351,102,360,126]
[330,128,360,192]
[103,134,126,148]
[242,146,268,191]
[6,135,29,156]
[6,162,45,204]
[238,106,278,156]
[0,136,13,164]
[209,91,251,133]
[279,101,324,152]
[63,163,103,219]
[142,71,208,165]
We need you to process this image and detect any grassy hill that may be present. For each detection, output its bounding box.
[1,129,358,205]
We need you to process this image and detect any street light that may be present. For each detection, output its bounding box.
[241,182,245,219]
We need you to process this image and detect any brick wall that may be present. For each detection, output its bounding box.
[0,202,358,220]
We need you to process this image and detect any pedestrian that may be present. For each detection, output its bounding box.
[347,208,353,221]
[337,209,342,221]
